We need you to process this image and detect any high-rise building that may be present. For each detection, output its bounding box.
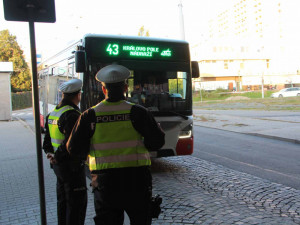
[192,0,300,90]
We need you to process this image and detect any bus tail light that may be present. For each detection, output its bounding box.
[40,114,46,133]
[176,123,193,155]
[176,136,193,155]
[40,114,44,129]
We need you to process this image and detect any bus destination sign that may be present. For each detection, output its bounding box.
[106,43,172,58]
[85,36,190,62]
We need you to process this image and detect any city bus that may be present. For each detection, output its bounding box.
[38,34,199,157]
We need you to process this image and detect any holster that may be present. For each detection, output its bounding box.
[149,194,162,218]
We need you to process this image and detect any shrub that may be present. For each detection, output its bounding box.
[12,91,32,110]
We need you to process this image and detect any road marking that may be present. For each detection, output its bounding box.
[199,150,300,181]
[12,112,33,117]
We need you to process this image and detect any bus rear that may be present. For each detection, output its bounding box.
[76,34,199,157]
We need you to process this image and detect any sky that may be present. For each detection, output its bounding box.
[0,0,230,60]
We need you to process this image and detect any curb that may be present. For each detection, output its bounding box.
[245,132,300,145]
[194,123,300,145]
[14,116,35,135]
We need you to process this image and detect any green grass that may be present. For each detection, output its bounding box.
[193,90,300,111]
[193,90,274,101]
[239,90,273,98]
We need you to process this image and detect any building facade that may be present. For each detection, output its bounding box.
[192,0,300,91]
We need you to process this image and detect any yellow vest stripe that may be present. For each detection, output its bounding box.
[90,140,144,151]
[94,153,150,164]
[90,146,148,157]
[89,159,150,171]
[51,138,64,145]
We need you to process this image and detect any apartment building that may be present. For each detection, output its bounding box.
[192,0,300,91]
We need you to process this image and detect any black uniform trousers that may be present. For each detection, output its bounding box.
[52,162,87,225]
[92,166,152,225]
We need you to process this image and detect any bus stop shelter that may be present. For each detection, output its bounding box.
[0,62,13,121]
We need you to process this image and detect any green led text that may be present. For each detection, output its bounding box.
[106,43,119,55]
[106,43,172,58]
[161,49,172,57]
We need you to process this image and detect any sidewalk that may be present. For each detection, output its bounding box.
[0,119,95,225]
[0,117,132,225]
[193,109,300,144]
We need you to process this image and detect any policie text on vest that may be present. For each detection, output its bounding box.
[96,113,130,123]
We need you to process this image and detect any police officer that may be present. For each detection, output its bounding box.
[67,64,165,225]
[43,79,87,225]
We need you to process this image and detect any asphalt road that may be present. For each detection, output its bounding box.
[193,125,300,190]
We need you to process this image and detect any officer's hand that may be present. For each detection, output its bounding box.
[50,158,57,164]
[46,153,54,159]
[47,153,57,164]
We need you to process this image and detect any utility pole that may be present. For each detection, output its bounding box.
[178,0,185,40]
[178,0,187,99]
[199,82,203,102]
[261,72,264,98]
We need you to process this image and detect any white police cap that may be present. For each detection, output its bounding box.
[95,64,130,83]
[59,79,83,94]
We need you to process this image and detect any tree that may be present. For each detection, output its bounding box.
[0,29,31,92]
[138,26,150,37]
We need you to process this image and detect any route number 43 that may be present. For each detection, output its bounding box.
[106,44,119,55]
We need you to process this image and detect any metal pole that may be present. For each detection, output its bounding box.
[178,0,185,40]
[29,21,47,225]
[199,82,203,102]
[261,72,264,99]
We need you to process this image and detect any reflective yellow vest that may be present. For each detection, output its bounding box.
[48,105,79,152]
[88,100,151,171]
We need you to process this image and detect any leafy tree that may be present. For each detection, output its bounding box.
[0,29,31,92]
[138,25,150,37]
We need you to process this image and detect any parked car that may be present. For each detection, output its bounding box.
[271,87,300,98]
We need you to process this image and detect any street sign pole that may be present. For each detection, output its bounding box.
[29,20,47,225]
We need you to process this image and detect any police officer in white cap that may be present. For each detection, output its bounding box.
[67,64,165,225]
[43,79,87,225]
